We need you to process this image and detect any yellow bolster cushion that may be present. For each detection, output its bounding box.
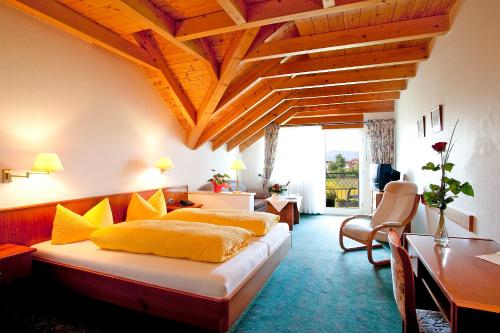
[90,220,254,263]
[51,198,114,244]
[162,208,280,236]
[126,189,166,221]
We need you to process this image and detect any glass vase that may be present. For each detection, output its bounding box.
[434,209,450,247]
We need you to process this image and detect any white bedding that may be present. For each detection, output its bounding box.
[32,224,290,299]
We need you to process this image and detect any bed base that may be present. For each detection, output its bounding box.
[33,235,291,332]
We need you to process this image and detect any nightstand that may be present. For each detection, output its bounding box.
[0,244,36,284]
[167,203,203,212]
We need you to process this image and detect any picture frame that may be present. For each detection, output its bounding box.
[417,115,426,138]
[430,105,443,133]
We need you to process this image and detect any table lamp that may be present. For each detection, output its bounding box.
[230,159,246,193]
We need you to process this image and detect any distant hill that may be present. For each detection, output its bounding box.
[326,150,359,162]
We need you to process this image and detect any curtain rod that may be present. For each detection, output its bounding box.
[282,121,367,127]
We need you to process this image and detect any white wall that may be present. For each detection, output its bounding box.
[0,4,238,209]
[395,0,500,241]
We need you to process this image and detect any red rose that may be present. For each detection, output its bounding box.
[432,142,447,152]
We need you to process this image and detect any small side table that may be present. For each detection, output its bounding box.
[167,203,203,213]
[0,244,36,284]
[266,196,302,231]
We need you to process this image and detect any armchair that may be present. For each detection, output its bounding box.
[339,181,419,266]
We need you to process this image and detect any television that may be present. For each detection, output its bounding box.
[370,164,401,191]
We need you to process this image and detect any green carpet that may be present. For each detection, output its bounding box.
[0,215,401,332]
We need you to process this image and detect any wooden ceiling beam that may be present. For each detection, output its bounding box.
[6,0,157,69]
[226,100,297,151]
[294,107,393,117]
[216,0,247,25]
[118,0,218,80]
[322,124,364,130]
[291,92,400,106]
[212,92,293,150]
[277,64,416,90]
[292,101,394,113]
[264,46,428,78]
[187,27,261,149]
[175,0,388,41]
[288,81,407,99]
[134,30,197,128]
[286,114,364,126]
[245,15,449,62]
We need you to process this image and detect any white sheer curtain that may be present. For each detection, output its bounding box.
[271,126,326,214]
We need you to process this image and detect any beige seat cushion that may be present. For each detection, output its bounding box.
[342,218,389,243]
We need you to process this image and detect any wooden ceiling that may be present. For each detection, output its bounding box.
[6,0,458,152]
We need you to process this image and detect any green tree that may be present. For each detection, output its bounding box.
[327,154,347,172]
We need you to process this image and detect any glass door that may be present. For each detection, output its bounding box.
[324,128,363,215]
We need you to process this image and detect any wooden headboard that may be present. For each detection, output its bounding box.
[0,186,188,246]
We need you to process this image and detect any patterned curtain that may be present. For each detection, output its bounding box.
[262,124,280,190]
[366,119,395,164]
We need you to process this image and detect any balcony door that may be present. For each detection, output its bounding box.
[324,128,365,215]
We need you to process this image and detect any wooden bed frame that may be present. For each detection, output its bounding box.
[0,186,291,332]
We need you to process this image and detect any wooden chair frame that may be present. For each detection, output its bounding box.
[339,194,420,266]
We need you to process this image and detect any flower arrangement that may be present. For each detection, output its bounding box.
[421,120,474,246]
[268,181,290,195]
[207,169,230,193]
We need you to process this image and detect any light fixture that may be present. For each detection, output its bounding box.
[156,157,174,173]
[2,153,64,183]
[230,159,246,193]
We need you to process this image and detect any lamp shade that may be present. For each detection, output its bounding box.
[31,153,64,173]
[230,159,247,171]
[156,157,174,171]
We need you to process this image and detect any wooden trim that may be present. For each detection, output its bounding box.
[187,27,260,149]
[33,235,291,333]
[422,203,475,232]
[5,0,157,69]
[134,30,197,128]
[0,186,188,246]
[276,65,416,90]
[286,114,364,126]
[288,80,407,98]
[118,0,219,80]
[322,124,364,130]
[291,92,400,106]
[216,0,247,25]
[264,46,429,78]
[244,15,449,61]
[175,0,390,41]
[294,108,393,117]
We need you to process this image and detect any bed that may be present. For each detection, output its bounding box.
[0,186,291,332]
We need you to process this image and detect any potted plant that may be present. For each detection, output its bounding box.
[422,121,474,247]
[268,181,289,198]
[207,169,230,193]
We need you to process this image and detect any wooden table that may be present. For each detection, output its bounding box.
[405,234,500,332]
[266,197,301,231]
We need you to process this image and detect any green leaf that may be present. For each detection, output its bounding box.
[444,197,455,204]
[422,162,437,171]
[443,163,455,172]
[429,184,440,192]
[461,182,474,197]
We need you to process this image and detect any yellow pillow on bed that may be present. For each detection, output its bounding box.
[51,199,114,245]
[126,189,166,221]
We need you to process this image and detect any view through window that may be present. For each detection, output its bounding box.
[325,129,362,209]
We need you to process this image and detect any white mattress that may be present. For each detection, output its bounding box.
[251,222,290,255]
[33,240,268,299]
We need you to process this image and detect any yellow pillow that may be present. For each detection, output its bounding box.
[84,198,114,228]
[126,190,166,221]
[51,205,96,244]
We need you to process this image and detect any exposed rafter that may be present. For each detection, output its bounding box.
[288,81,407,99]
[134,30,197,128]
[244,15,449,61]
[5,0,157,69]
[175,0,390,41]
[291,92,400,106]
[187,27,261,149]
[118,0,219,80]
[286,114,364,126]
[293,100,395,112]
[216,0,247,25]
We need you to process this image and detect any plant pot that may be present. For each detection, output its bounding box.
[213,184,224,193]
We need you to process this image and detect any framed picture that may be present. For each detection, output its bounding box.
[430,105,443,133]
[417,115,426,138]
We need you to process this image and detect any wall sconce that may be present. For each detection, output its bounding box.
[230,159,246,193]
[156,157,174,173]
[2,153,64,183]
